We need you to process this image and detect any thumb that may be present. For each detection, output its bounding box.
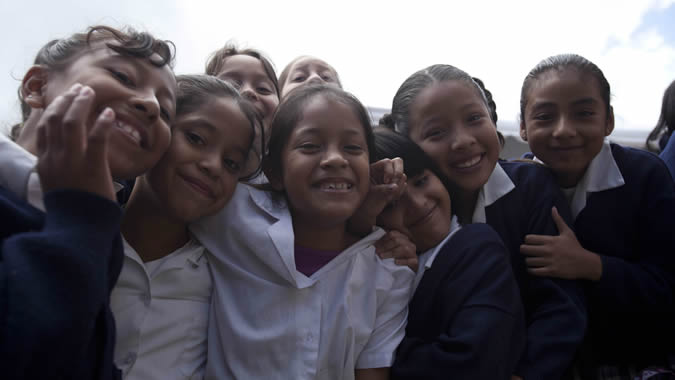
[551,206,570,235]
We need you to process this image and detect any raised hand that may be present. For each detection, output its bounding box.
[36,83,117,202]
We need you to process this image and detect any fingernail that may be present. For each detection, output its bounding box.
[80,86,94,97]
[100,107,114,120]
[70,83,83,93]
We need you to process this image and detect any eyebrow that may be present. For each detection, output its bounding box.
[105,54,176,107]
[218,70,273,84]
[571,97,599,107]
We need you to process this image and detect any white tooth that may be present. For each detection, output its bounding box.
[457,155,481,168]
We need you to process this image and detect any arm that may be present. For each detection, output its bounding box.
[516,176,587,380]
[392,225,525,380]
[0,84,123,379]
[355,368,390,380]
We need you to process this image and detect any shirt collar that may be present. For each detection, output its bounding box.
[536,138,624,220]
[412,216,460,293]
[471,163,515,223]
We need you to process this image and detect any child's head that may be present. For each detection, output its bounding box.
[263,84,374,229]
[519,54,614,187]
[205,43,280,132]
[647,79,675,151]
[141,74,259,223]
[382,64,501,197]
[373,127,453,252]
[278,56,341,99]
[17,25,177,181]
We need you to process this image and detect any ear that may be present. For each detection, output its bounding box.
[605,106,615,136]
[519,121,528,141]
[21,65,49,109]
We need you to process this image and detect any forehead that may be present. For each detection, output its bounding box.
[218,54,269,79]
[527,68,604,105]
[75,43,176,100]
[293,95,365,136]
[412,81,484,116]
[287,57,335,74]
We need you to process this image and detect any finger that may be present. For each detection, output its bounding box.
[36,119,47,156]
[527,266,552,277]
[62,85,95,156]
[374,231,404,253]
[369,159,389,185]
[395,257,419,272]
[523,233,554,246]
[86,107,115,166]
[551,206,570,235]
[525,256,549,268]
[383,157,404,185]
[520,243,550,257]
[40,91,79,153]
[381,159,395,184]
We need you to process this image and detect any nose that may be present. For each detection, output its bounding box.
[131,89,160,122]
[240,83,258,101]
[449,125,477,151]
[552,116,576,138]
[320,146,348,169]
[197,151,222,179]
[307,73,324,85]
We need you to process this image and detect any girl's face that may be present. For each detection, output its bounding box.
[408,81,500,197]
[216,54,279,132]
[377,169,452,252]
[520,68,613,187]
[280,57,339,98]
[276,95,370,228]
[145,97,253,223]
[36,44,176,180]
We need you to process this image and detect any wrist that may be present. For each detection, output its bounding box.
[584,250,603,281]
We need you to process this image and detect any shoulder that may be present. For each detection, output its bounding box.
[444,224,508,263]
[610,143,668,174]
[499,160,555,183]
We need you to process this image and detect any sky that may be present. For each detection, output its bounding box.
[1,0,674,138]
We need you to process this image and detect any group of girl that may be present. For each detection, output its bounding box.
[0,23,673,380]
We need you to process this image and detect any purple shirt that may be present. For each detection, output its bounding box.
[294,245,341,277]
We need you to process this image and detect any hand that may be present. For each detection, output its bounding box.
[348,158,407,236]
[36,83,117,202]
[375,230,418,272]
[520,207,602,281]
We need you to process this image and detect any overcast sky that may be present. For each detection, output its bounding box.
[1,0,674,136]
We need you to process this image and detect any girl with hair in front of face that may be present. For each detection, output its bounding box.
[382,64,586,380]
[191,84,413,380]
[278,55,342,99]
[371,127,526,380]
[110,75,260,380]
[0,25,177,379]
[519,54,675,379]
[646,79,675,181]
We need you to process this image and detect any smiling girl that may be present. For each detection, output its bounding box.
[382,64,587,380]
[191,84,413,380]
[111,74,260,380]
[519,54,675,379]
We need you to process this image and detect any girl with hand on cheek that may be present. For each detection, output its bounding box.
[383,64,586,380]
[111,75,260,380]
[519,54,675,379]
[373,127,525,380]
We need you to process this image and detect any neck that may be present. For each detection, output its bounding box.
[292,218,356,252]
[453,189,480,224]
[122,179,190,262]
[556,168,586,188]
[16,113,40,155]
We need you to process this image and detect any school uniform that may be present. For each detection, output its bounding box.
[191,184,414,380]
[471,161,587,380]
[111,237,211,380]
[529,141,675,368]
[391,219,526,380]
[0,133,123,379]
[660,132,675,181]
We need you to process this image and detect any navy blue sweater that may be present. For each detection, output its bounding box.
[660,132,675,181]
[0,186,123,380]
[488,161,587,380]
[391,224,526,380]
[573,144,675,365]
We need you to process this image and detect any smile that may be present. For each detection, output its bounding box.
[317,182,353,191]
[180,174,215,199]
[452,153,484,169]
[410,204,437,228]
[115,120,142,146]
